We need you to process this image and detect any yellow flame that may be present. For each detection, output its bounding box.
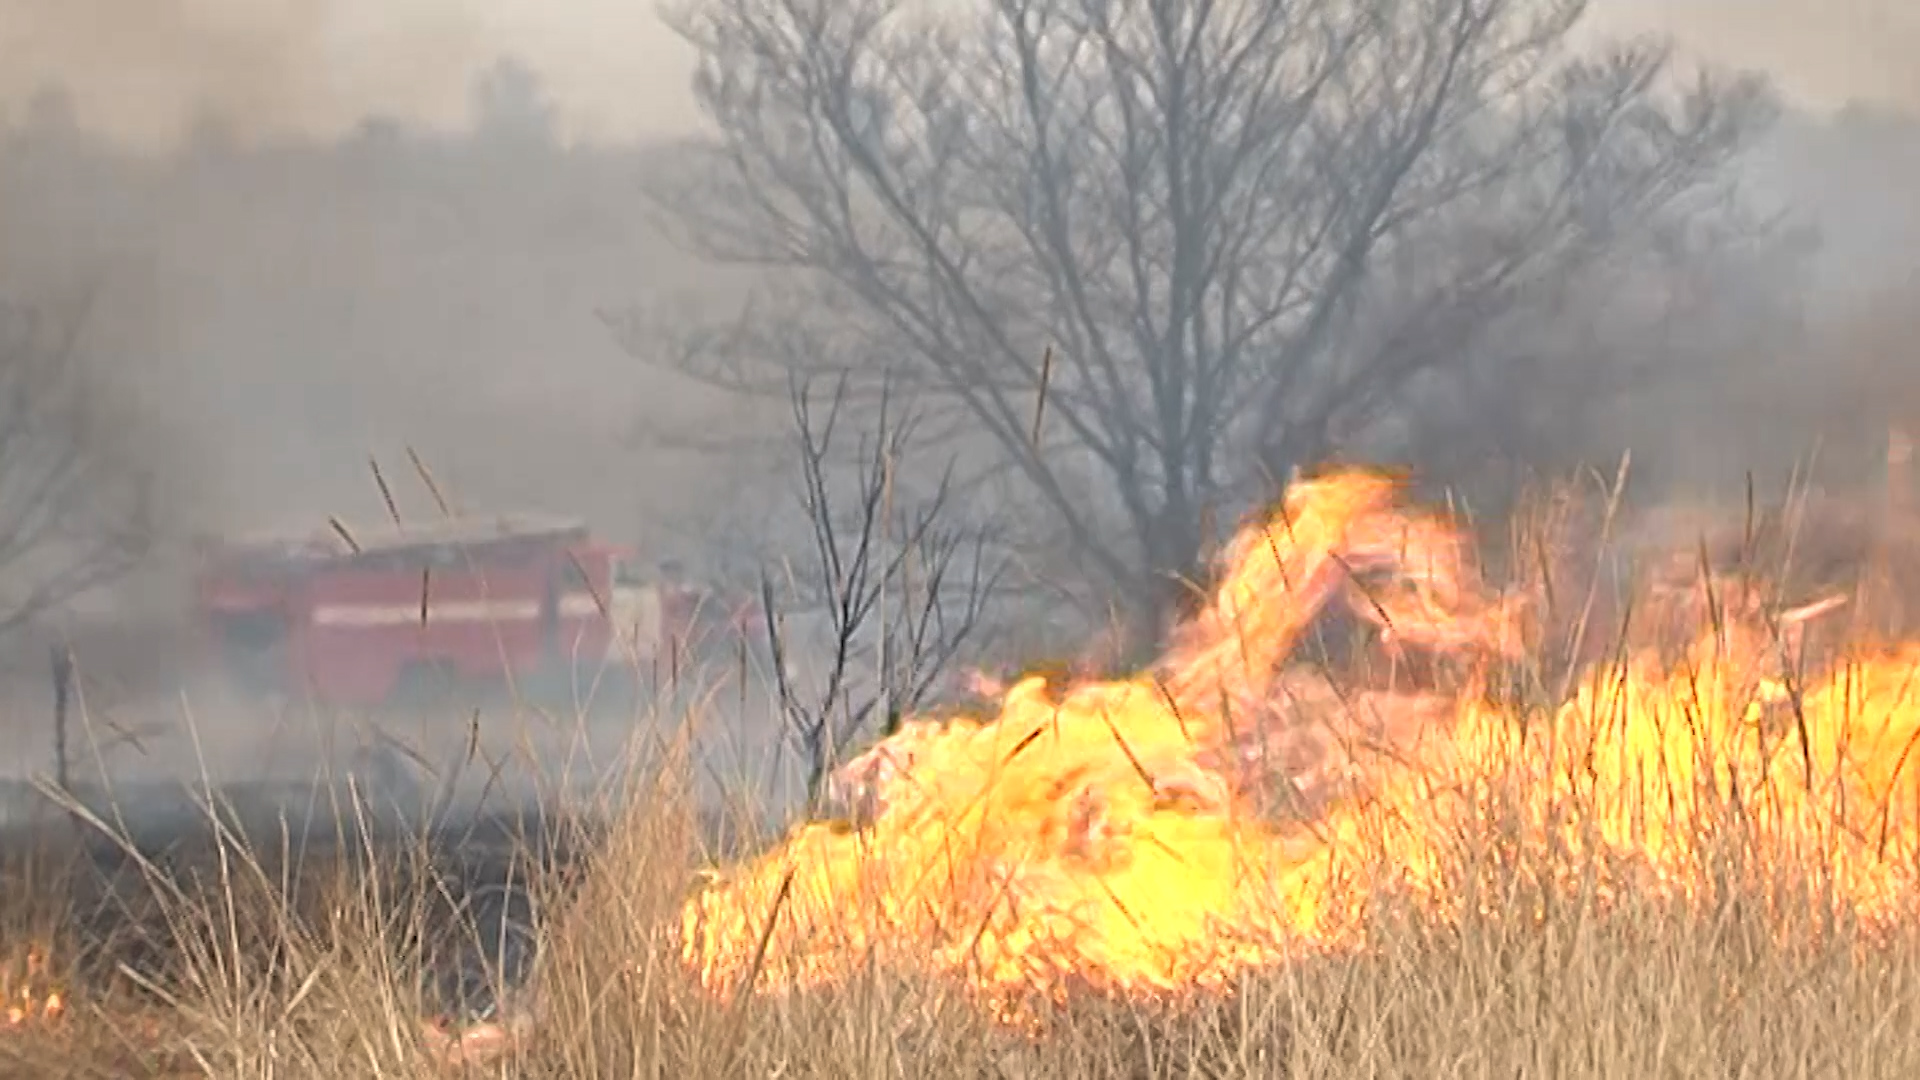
[678,468,1920,1015]
[2,945,66,1028]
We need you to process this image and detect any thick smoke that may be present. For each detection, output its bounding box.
[5,1,1913,149]
[0,0,1915,819]
[0,0,700,148]
[0,0,478,147]
[1553,1,1920,499]
[0,8,741,804]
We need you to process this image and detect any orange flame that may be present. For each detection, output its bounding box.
[2,945,66,1028]
[678,468,1920,1014]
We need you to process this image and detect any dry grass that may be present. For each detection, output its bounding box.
[0,704,1916,1079]
[5,479,1920,1078]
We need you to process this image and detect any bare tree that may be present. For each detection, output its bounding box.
[637,0,1776,662]
[759,374,1002,808]
[0,296,151,634]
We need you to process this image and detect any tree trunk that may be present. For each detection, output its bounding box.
[1058,573,1177,679]
[1106,509,1207,674]
[1113,589,1169,673]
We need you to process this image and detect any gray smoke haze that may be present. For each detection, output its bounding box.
[0,0,1908,588]
[0,0,701,148]
[0,0,1915,818]
[1593,1,1920,111]
[0,10,781,816]
[0,107,756,564]
[2,1,1916,149]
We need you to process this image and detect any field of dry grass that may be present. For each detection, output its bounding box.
[5,469,1920,1079]
[6,753,1920,1079]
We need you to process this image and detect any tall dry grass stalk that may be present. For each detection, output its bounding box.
[6,502,1920,1077]
[6,716,1920,1077]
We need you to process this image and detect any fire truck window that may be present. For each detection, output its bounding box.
[560,562,592,591]
[612,560,645,587]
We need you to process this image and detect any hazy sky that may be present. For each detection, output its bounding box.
[1602,0,1920,106]
[0,0,699,147]
[0,0,1914,149]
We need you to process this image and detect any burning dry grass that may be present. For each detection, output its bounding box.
[11,765,1920,1077]
[7,465,1920,1076]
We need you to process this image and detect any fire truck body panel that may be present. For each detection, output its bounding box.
[299,559,553,702]
[193,515,687,707]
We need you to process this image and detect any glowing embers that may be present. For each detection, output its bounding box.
[2,944,65,1028]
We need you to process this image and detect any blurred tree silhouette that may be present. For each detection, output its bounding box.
[640,0,1782,661]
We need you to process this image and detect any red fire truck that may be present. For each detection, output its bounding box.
[191,513,761,708]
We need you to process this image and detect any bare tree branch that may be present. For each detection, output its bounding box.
[638,0,1777,660]
[757,372,1004,807]
[0,295,151,635]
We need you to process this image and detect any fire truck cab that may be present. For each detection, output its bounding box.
[192,514,751,708]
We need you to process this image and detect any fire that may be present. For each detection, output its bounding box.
[2,945,66,1028]
[678,469,1920,1013]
